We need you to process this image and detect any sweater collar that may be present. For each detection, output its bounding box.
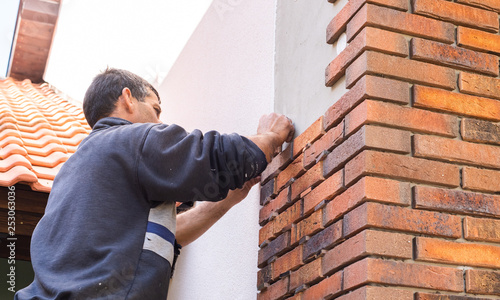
[92,117,133,132]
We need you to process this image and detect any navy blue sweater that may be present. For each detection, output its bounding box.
[15,117,267,300]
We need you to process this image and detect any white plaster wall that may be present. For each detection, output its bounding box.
[159,1,276,300]
[274,0,349,134]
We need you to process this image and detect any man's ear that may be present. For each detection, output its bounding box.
[118,88,135,114]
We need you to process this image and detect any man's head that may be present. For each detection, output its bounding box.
[83,68,162,128]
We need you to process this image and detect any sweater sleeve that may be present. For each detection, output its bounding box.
[137,123,267,203]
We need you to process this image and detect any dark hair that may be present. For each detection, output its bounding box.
[83,68,160,128]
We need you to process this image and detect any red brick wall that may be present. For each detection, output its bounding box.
[257,0,500,299]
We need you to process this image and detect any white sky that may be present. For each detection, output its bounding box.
[0,0,20,78]
[44,0,213,101]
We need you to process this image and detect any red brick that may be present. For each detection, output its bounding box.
[326,0,409,43]
[303,121,343,168]
[457,0,500,13]
[291,210,323,245]
[414,185,500,218]
[464,216,500,243]
[324,75,409,131]
[347,4,454,44]
[301,271,342,300]
[289,258,322,292]
[415,292,491,300]
[303,170,344,215]
[260,187,291,225]
[258,276,289,300]
[262,145,293,184]
[290,162,324,201]
[460,72,500,101]
[259,201,302,245]
[466,269,500,296]
[343,202,462,238]
[343,258,463,292]
[274,201,303,234]
[337,286,413,300]
[326,27,408,86]
[284,294,301,300]
[414,134,500,169]
[413,0,499,32]
[257,264,272,290]
[463,166,500,193]
[415,236,500,269]
[322,230,412,276]
[292,117,324,158]
[345,100,458,138]
[458,26,500,54]
[277,154,305,191]
[272,245,303,279]
[259,231,291,268]
[323,125,411,177]
[345,150,460,188]
[461,118,500,145]
[346,51,456,89]
[303,220,343,260]
[411,38,499,76]
[413,85,500,121]
[324,176,410,224]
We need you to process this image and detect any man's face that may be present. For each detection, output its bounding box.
[135,89,162,124]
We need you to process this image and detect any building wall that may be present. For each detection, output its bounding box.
[258,0,500,299]
[159,1,276,299]
[274,0,348,134]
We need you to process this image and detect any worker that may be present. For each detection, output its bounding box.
[15,68,294,299]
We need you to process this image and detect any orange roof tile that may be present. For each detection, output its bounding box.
[0,78,91,192]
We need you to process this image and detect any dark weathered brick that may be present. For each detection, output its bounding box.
[414,185,500,218]
[461,118,500,145]
[261,178,276,205]
[258,231,291,268]
[303,220,343,260]
[257,264,272,290]
[466,269,500,295]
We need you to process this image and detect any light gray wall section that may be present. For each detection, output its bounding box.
[275,0,349,135]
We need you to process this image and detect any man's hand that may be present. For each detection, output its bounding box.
[257,113,295,144]
[222,176,261,208]
[250,113,295,162]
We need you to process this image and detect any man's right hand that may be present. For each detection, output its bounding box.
[249,113,295,163]
[257,113,295,145]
